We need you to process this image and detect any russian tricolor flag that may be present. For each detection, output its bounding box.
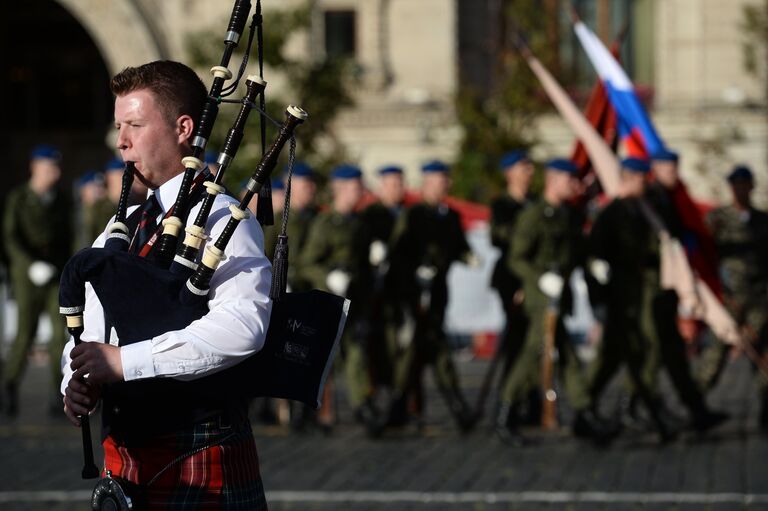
[573,21,666,158]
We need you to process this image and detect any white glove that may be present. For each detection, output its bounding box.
[464,252,482,268]
[326,269,351,296]
[538,272,564,299]
[369,240,388,266]
[589,259,611,285]
[28,261,56,286]
[416,265,438,285]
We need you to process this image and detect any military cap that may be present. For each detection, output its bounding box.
[104,157,124,173]
[331,164,363,180]
[271,177,286,191]
[204,151,219,165]
[30,144,62,162]
[651,148,679,162]
[499,150,529,170]
[378,165,403,176]
[621,157,651,174]
[727,165,754,183]
[286,161,314,179]
[76,170,102,187]
[421,160,449,173]
[545,158,579,175]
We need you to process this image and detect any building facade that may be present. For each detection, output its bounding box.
[3,0,766,204]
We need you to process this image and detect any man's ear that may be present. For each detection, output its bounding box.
[176,114,195,145]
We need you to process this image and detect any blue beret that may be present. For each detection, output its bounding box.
[104,157,124,173]
[378,165,403,176]
[651,148,679,162]
[421,160,449,173]
[331,164,363,180]
[204,151,219,165]
[545,158,578,175]
[271,177,286,191]
[499,150,528,170]
[286,161,314,178]
[30,144,61,162]
[76,170,101,187]
[621,157,651,174]
[728,165,753,183]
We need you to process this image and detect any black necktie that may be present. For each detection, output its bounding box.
[131,193,162,254]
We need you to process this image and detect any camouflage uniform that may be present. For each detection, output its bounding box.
[702,204,768,411]
[490,194,532,412]
[3,183,72,410]
[500,199,591,414]
[298,208,374,412]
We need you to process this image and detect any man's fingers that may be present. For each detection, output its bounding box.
[67,377,90,394]
[65,386,93,409]
[63,395,90,419]
[63,402,82,427]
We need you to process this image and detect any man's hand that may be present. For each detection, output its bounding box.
[63,377,102,427]
[70,343,124,384]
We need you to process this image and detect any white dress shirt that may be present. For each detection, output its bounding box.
[60,170,273,394]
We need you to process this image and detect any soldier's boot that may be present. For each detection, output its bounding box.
[385,392,409,428]
[354,398,384,438]
[445,390,477,434]
[572,408,621,445]
[644,398,680,444]
[521,387,543,426]
[494,402,528,447]
[4,382,18,417]
[688,398,729,433]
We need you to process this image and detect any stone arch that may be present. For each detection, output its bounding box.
[55,0,167,76]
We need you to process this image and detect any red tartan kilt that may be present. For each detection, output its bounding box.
[103,419,267,510]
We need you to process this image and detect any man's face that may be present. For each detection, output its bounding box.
[545,171,576,202]
[332,179,363,214]
[290,176,316,210]
[378,173,405,207]
[421,173,450,204]
[621,170,646,198]
[114,89,190,189]
[730,179,753,205]
[105,171,124,203]
[652,160,679,189]
[505,160,534,193]
[30,158,61,192]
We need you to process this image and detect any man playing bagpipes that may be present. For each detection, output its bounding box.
[60,61,271,509]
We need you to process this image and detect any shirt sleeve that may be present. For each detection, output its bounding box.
[120,197,272,382]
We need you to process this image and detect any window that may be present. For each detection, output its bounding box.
[324,10,356,59]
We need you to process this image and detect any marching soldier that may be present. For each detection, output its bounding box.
[273,162,321,293]
[489,150,536,424]
[362,165,408,391]
[3,144,72,416]
[298,165,380,434]
[638,149,728,432]
[385,160,478,433]
[497,159,607,445]
[587,158,678,442]
[703,165,768,431]
[76,170,106,249]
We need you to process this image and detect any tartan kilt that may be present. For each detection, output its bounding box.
[102,417,268,510]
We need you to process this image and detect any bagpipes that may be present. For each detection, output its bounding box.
[59,0,348,507]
